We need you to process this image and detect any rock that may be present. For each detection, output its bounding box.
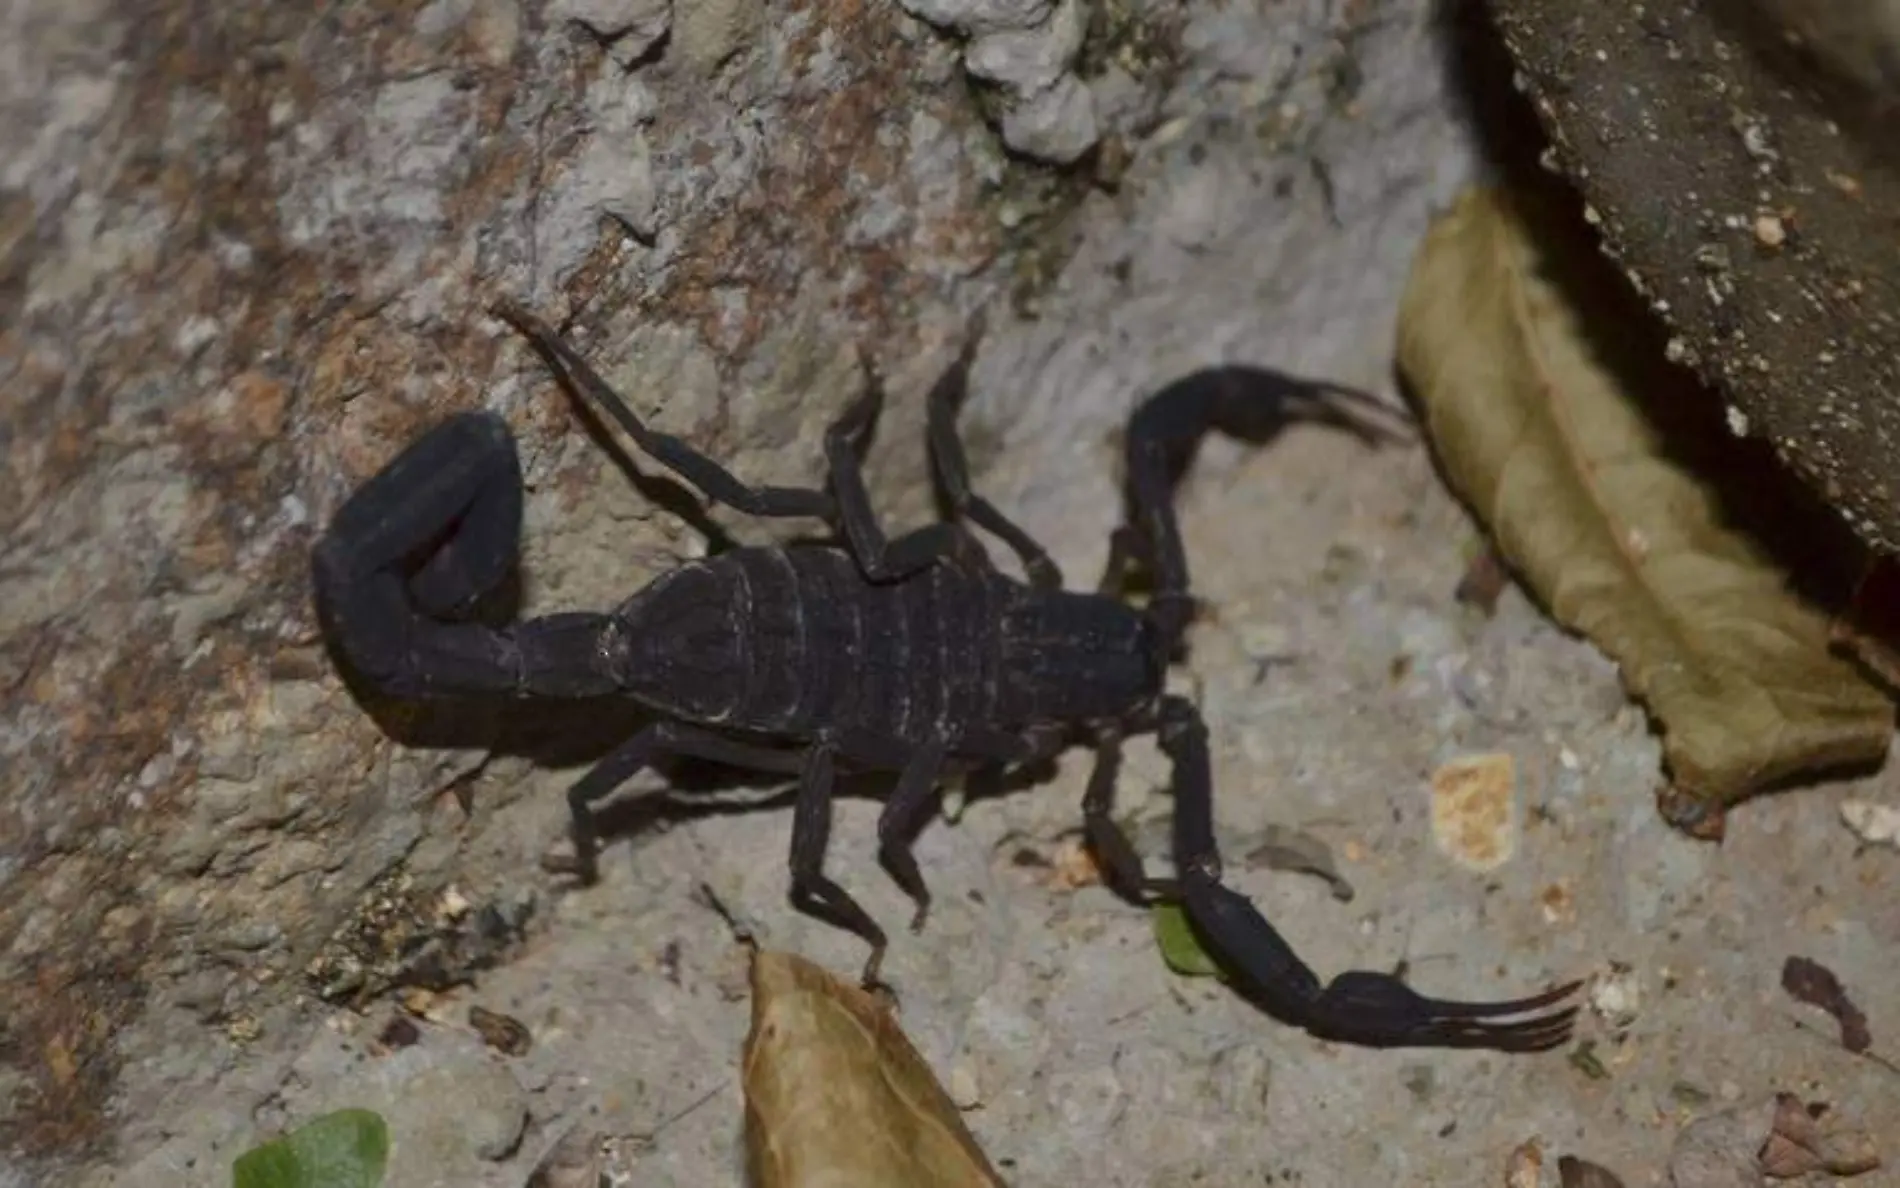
[896,0,1053,37]
[673,0,753,74]
[551,0,673,67]
[965,0,1086,93]
[1490,0,1900,556]
[273,1038,531,1181]
[1000,74,1100,164]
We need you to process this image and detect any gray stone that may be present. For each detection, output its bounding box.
[964,0,1084,92]
[552,0,673,67]
[999,73,1099,164]
[895,0,1052,36]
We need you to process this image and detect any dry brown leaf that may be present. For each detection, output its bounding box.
[1833,556,1900,692]
[1758,1092,1882,1178]
[1505,1137,1544,1187]
[742,949,1008,1188]
[1396,184,1893,823]
[1557,1154,1627,1187]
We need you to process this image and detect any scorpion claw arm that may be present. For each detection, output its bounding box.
[1177,872,1582,1050]
[1160,696,1582,1053]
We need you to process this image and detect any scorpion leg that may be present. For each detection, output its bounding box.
[1080,725,1179,903]
[1078,521,1179,900]
[312,411,624,700]
[790,740,892,989]
[821,351,967,583]
[491,299,836,524]
[917,311,1063,590]
[1158,695,1581,1051]
[824,314,1070,588]
[492,296,963,586]
[560,722,807,883]
[874,738,949,932]
[878,721,1071,931]
[1095,525,1144,596]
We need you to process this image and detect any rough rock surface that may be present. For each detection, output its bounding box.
[1488,0,1900,557]
[1,0,1001,1168]
[4,0,1897,1186]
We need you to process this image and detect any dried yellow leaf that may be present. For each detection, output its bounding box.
[742,949,1008,1188]
[1396,184,1893,824]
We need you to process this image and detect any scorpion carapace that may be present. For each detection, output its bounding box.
[311,298,1582,1053]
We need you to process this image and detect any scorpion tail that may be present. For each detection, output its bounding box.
[312,411,624,701]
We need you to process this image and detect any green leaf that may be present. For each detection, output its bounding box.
[232,1109,389,1188]
[1151,903,1225,980]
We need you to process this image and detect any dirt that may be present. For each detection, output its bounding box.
[2,0,1896,1185]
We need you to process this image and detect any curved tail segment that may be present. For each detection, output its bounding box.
[311,410,624,700]
[1108,368,1581,1052]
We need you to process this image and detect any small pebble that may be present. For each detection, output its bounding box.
[1046,835,1103,890]
[1840,798,1900,848]
[1505,1137,1543,1187]
[470,1004,533,1056]
[948,1063,982,1110]
[1430,752,1517,872]
[1557,1155,1627,1187]
[526,1126,608,1188]
[1588,965,1641,1031]
[1540,881,1575,925]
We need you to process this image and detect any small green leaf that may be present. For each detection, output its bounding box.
[1567,1040,1610,1081]
[232,1108,389,1188]
[1151,903,1225,980]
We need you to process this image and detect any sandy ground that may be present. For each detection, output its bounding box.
[5,0,1896,1185]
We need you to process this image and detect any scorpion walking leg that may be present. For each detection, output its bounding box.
[874,738,948,932]
[790,741,891,989]
[824,315,1066,588]
[312,412,625,700]
[561,722,807,883]
[493,296,965,586]
[1158,694,1581,1051]
[918,311,1063,590]
[1095,525,1144,596]
[1080,725,1179,903]
[1079,523,1177,899]
[821,352,968,582]
[878,723,1069,932]
[491,299,836,524]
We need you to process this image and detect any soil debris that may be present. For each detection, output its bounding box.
[1780,955,1871,1053]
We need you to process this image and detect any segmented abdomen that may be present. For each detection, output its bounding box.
[723,546,1007,744]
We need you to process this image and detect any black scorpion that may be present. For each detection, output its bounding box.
[310,298,1582,1051]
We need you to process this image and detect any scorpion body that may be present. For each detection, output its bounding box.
[597,543,1161,749]
[312,298,1581,1051]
